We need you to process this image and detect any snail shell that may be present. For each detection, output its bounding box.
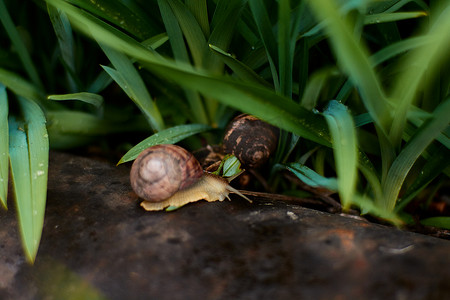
[223,114,279,168]
[130,144,203,202]
[130,144,251,211]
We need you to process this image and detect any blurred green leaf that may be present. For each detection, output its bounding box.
[0,68,45,104]
[0,0,43,89]
[0,84,8,209]
[158,0,208,124]
[389,6,450,148]
[323,100,358,209]
[47,4,76,91]
[307,0,391,135]
[351,194,401,225]
[48,92,103,108]
[420,217,450,230]
[9,97,49,263]
[118,124,211,164]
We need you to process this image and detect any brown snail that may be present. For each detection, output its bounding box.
[130,144,251,211]
[223,114,279,168]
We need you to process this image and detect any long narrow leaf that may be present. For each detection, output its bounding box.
[165,0,209,67]
[389,6,450,148]
[382,98,450,211]
[364,11,427,25]
[118,124,212,164]
[9,97,49,263]
[207,0,246,73]
[99,44,164,131]
[248,0,279,90]
[0,84,8,208]
[323,100,358,209]
[286,163,338,191]
[395,146,450,212]
[420,217,450,230]
[186,0,210,37]
[307,0,391,135]
[47,4,76,91]
[209,44,270,87]
[0,0,43,89]
[158,0,208,124]
[65,0,158,39]
[48,92,103,108]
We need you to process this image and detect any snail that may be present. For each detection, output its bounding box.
[130,144,251,211]
[223,114,279,168]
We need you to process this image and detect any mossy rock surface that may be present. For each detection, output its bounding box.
[1,152,450,300]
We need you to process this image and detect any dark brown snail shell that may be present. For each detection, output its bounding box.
[130,144,203,202]
[223,114,279,168]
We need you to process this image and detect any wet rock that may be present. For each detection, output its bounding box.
[1,151,450,300]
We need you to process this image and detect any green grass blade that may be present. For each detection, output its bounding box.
[285,163,338,191]
[395,146,450,212]
[420,217,450,230]
[48,92,103,108]
[99,44,164,131]
[47,4,76,91]
[389,5,450,148]
[0,84,8,209]
[351,194,401,225]
[9,97,49,263]
[186,0,210,38]
[157,0,208,124]
[118,124,212,164]
[382,97,450,212]
[207,0,246,73]
[209,44,270,87]
[364,11,427,25]
[300,68,336,110]
[66,0,158,39]
[248,0,279,90]
[323,100,358,209]
[0,0,43,90]
[278,0,292,97]
[165,0,208,68]
[141,33,169,51]
[307,0,391,135]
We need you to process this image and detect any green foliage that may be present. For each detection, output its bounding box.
[0,0,448,262]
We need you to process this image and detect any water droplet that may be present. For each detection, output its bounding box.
[36,170,45,176]
[312,108,320,114]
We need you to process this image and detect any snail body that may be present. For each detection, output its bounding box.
[130,144,250,211]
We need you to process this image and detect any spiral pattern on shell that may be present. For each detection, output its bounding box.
[223,114,279,168]
[130,144,203,202]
